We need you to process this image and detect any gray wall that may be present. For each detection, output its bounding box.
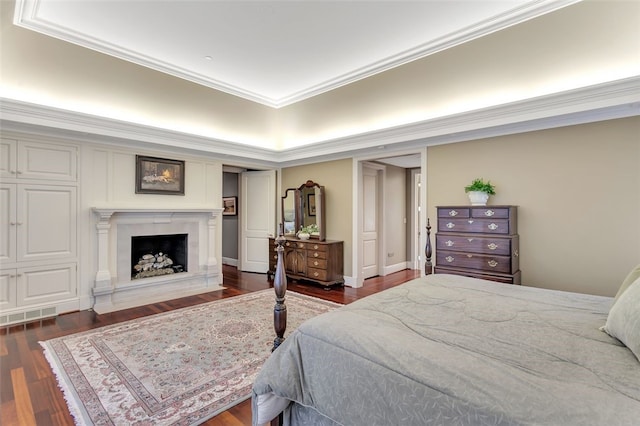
[222,172,239,262]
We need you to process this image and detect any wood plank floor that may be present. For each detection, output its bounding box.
[0,265,420,425]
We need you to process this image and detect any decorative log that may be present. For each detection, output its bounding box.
[425,218,433,275]
[272,234,288,351]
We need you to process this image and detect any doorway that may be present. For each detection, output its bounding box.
[222,167,277,274]
[354,152,424,287]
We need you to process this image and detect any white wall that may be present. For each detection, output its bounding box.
[78,138,224,310]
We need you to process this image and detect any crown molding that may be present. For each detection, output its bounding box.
[13,0,581,108]
[0,99,283,166]
[2,77,639,167]
[276,76,640,165]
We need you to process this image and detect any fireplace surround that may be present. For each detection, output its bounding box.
[92,208,224,313]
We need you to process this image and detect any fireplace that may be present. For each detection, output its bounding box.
[92,208,224,314]
[131,233,188,279]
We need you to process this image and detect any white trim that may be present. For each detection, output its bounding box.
[383,262,410,276]
[1,77,638,166]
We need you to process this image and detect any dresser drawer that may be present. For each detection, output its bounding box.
[308,257,327,269]
[306,242,327,252]
[438,218,512,234]
[307,249,327,260]
[285,240,307,249]
[470,207,511,219]
[436,234,516,256]
[438,207,470,218]
[307,268,328,281]
[436,251,516,274]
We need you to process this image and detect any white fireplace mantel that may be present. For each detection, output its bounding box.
[91,207,224,313]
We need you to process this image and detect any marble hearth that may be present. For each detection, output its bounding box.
[92,208,224,313]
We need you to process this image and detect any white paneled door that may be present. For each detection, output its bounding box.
[240,170,276,273]
[362,164,381,279]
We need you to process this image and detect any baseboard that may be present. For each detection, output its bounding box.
[383,262,409,276]
[222,257,238,267]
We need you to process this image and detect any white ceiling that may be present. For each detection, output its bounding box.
[14,0,579,108]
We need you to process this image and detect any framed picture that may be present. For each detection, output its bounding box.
[223,197,237,216]
[307,193,316,216]
[135,155,185,195]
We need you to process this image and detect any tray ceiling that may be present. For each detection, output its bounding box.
[14,0,579,108]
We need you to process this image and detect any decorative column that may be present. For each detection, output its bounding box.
[272,234,288,351]
[425,218,433,275]
[205,209,224,285]
[92,209,115,303]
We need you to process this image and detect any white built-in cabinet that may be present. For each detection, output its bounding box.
[0,138,78,325]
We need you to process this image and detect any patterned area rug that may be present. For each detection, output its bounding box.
[40,290,341,425]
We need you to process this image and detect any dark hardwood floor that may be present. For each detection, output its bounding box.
[0,265,420,425]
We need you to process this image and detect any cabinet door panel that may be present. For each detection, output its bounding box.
[0,139,17,179]
[0,270,17,309]
[17,185,77,261]
[17,263,76,306]
[0,184,16,263]
[17,141,77,181]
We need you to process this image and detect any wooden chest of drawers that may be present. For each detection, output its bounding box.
[268,237,344,288]
[434,206,521,284]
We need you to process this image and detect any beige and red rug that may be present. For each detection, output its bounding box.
[41,290,340,425]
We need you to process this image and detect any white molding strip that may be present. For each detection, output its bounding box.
[1,77,638,167]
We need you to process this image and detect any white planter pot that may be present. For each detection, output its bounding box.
[468,191,490,206]
[298,232,310,240]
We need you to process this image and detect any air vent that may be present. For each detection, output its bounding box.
[0,307,58,327]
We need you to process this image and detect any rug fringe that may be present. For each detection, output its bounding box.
[39,341,91,426]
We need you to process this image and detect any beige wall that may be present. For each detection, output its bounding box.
[427,116,640,297]
[281,159,353,276]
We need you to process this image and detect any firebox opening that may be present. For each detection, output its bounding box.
[131,234,188,279]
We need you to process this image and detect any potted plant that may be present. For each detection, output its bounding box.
[464,178,496,206]
[297,223,319,240]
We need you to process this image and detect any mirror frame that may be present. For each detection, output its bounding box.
[281,180,326,241]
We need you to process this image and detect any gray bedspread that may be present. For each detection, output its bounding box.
[252,274,640,425]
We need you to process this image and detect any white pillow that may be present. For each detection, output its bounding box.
[614,263,640,302]
[604,276,640,362]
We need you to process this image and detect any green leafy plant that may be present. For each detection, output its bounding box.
[299,223,319,234]
[464,178,496,195]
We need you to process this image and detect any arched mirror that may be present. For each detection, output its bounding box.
[281,180,326,241]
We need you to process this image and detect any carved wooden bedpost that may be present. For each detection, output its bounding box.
[272,234,288,351]
[425,218,433,275]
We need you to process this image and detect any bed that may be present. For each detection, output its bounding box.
[253,236,640,425]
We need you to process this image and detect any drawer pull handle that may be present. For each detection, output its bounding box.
[484,210,495,217]
[514,250,519,257]
[467,238,474,242]
[468,220,474,224]
[445,240,454,247]
[446,222,455,229]
[314,261,319,266]
[487,243,498,250]
[313,272,319,277]
[448,210,459,216]
[286,242,291,246]
[445,256,454,262]
[488,223,498,230]
[466,254,473,258]
[488,260,498,268]
[273,255,277,259]
[313,245,319,249]
[298,243,304,248]
[314,252,319,257]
